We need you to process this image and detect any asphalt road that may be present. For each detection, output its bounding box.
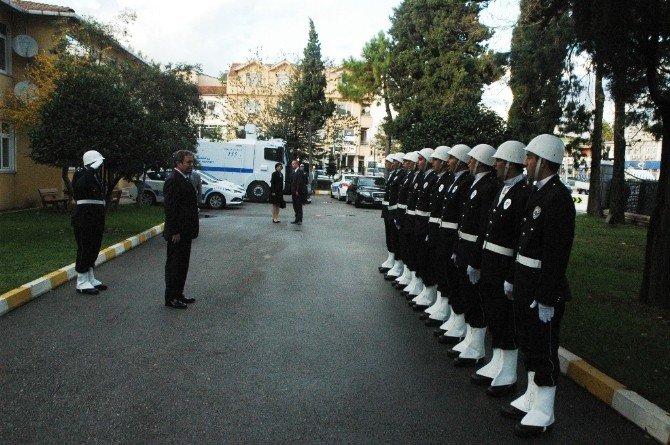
[0,198,653,444]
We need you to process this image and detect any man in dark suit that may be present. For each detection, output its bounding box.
[163,150,200,309]
[290,159,307,225]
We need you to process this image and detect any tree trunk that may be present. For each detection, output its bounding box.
[640,108,670,307]
[307,122,313,173]
[587,63,604,217]
[62,165,73,213]
[608,95,627,225]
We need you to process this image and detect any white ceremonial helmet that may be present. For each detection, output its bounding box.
[393,153,405,163]
[494,140,527,164]
[525,134,565,164]
[404,151,420,163]
[385,154,394,163]
[83,150,104,166]
[431,146,451,162]
[468,144,497,167]
[447,144,471,164]
[418,147,434,161]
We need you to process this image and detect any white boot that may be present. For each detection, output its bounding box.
[76,272,98,294]
[403,272,418,292]
[381,251,395,269]
[439,305,455,330]
[511,372,538,413]
[397,265,412,285]
[491,349,518,387]
[520,386,556,428]
[428,296,450,321]
[88,268,106,290]
[452,323,472,353]
[458,327,486,360]
[387,260,404,277]
[409,277,424,296]
[414,285,437,307]
[476,348,502,379]
[445,313,466,340]
[425,292,442,316]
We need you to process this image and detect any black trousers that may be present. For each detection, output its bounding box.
[74,225,104,273]
[436,229,459,301]
[292,195,303,222]
[481,252,516,350]
[456,240,485,327]
[384,217,396,253]
[165,237,192,301]
[515,299,565,387]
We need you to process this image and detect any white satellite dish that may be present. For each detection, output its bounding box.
[13,34,38,58]
[14,81,39,102]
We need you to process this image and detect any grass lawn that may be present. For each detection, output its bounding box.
[0,205,165,295]
[564,215,670,412]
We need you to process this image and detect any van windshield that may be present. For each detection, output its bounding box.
[264,146,284,163]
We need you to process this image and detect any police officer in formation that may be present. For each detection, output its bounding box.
[72,150,108,295]
[378,134,575,437]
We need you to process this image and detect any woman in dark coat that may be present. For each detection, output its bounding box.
[269,163,285,223]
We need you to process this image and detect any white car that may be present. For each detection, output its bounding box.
[330,174,360,201]
[137,170,245,209]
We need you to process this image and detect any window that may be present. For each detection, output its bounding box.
[245,72,262,87]
[245,99,261,114]
[361,105,371,116]
[264,146,284,163]
[0,122,15,172]
[360,128,369,145]
[0,23,9,74]
[359,177,385,187]
[276,73,289,88]
[336,102,353,115]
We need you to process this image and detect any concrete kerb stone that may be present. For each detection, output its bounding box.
[558,347,670,444]
[0,223,165,318]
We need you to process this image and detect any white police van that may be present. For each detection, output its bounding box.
[196,124,290,202]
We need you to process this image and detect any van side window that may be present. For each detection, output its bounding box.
[264,147,283,163]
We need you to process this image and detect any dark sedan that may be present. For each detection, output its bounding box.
[346,176,386,208]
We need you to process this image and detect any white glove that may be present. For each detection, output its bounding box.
[425,235,429,242]
[466,266,480,284]
[504,281,514,300]
[395,220,401,230]
[451,253,457,265]
[90,159,104,169]
[530,300,554,323]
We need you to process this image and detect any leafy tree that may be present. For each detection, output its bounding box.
[587,62,605,217]
[339,32,395,157]
[326,153,338,177]
[387,0,503,139]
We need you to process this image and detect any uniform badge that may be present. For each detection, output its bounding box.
[452,186,458,193]
[470,190,477,199]
[439,184,444,192]
[423,182,428,189]
[533,206,541,219]
[503,198,512,210]
[414,183,418,189]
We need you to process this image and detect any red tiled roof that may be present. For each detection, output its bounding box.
[198,85,226,95]
[11,1,75,13]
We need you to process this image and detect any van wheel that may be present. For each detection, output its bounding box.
[247,181,270,202]
[206,192,226,209]
[140,191,156,206]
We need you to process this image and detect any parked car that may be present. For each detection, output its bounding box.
[346,176,386,208]
[330,173,360,201]
[136,170,245,209]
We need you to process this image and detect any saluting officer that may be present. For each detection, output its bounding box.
[409,147,439,310]
[419,146,454,325]
[468,141,530,395]
[447,144,499,367]
[435,145,473,343]
[379,154,399,273]
[500,134,575,438]
[385,152,416,281]
[71,150,107,295]
[398,151,426,298]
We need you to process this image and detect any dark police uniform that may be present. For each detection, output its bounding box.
[512,174,575,387]
[470,177,531,350]
[381,168,399,254]
[387,167,407,263]
[71,166,106,275]
[413,169,439,284]
[402,169,425,273]
[395,168,417,272]
[426,171,454,289]
[455,171,499,329]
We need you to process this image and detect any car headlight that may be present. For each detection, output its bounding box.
[360,191,371,197]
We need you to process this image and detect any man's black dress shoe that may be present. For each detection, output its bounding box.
[438,334,462,344]
[487,383,517,397]
[500,404,527,420]
[425,318,442,327]
[400,290,409,296]
[379,267,390,273]
[470,372,493,386]
[94,283,108,290]
[446,347,462,358]
[514,423,553,437]
[433,328,446,337]
[384,274,396,281]
[419,313,430,320]
[179,296,196,304]
[453,357,481,367]
[165,299,187,309]
[76,288,99,295]
[290,220,298,224]
[412,304,428,312]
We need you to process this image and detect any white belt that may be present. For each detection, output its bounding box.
[483,241,513,257]
[415,210,430,217]
[516,254,542,269]
[429,217,441,224]
[76,200,105,205]
[382,200,389,206]
[397,204,407,209]
[458,230,478,243]
[441,221,458,230]
[406,210,416,215]
[388,205,398,210]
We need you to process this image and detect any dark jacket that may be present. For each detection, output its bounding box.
[71,166,106,229]
[512,175,575,306]
[388,168,407,221]
[290,168,308,200]
[439,170,473,254]
[381,168,398,219]
[269,170,285,205]
[163,169,199,241]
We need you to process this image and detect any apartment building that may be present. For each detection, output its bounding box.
[191,72,227,140]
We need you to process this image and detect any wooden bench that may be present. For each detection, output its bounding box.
[38,188,69,210]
